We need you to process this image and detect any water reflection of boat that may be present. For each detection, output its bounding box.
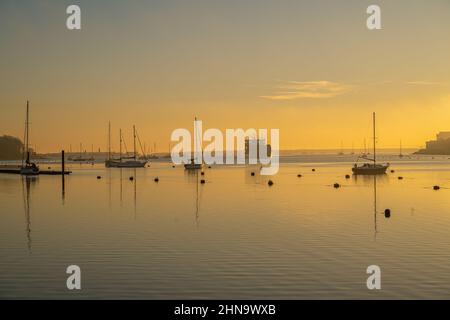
[21,176,36,252]
[184,168,203,225]
[20,101,39,176]
[352,112,388,175]
[365,175,391,240]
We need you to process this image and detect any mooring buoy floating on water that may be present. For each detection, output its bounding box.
[345,174,350,179]
[154,177,159,182]
[312,169,316,172]
[268,180,274,186]
[97,176,101,179]
[398,176,403,180]
[201,171,205,176]
[251,172,255,176]
[333,183,340,188]
[200,179,206,184]
[433,185,440,190]
[384,209,391,218]
[390,170,395,173]
[297,174,302,178]
[129,176,134,181]
[208,166,212,169]
[172,165,175,168]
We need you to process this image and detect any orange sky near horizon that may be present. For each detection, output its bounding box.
[1,0,450,153]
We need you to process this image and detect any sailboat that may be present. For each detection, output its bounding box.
[352,112,389,175]
[106,126,147,168]
[399,140,404,158]
[361,138,368,157]
[184,117,203,170]
[69,143,94,162]
[20,101,40,176]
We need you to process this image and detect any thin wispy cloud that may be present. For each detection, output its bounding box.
[261,81,352,101]
[406,81,449,86]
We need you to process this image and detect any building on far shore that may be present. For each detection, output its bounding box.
[415,131,450,155]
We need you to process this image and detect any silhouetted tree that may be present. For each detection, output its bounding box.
[0,135,24,160]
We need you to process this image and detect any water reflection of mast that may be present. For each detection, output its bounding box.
[195,170,199,226]
[21,177,33,253]
[108,167,112,209]
[133,168,137,219]
[373,175,378,239]
[120,168,123,207]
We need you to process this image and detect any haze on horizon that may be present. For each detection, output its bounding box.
[1,0,450,153]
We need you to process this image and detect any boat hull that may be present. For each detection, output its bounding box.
[352,164,388,175]
[105,159,147,168]
[20,165,40,176]
[184,163,203,170]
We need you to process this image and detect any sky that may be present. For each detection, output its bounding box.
[1,0,450,153]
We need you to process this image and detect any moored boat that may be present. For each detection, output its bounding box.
[20,101,40,176]
[352,112,388,175]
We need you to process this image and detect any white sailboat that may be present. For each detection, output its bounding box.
[184,117,203,170]
[20,101,39,176]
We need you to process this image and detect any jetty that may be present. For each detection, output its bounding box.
[0,166,71,175]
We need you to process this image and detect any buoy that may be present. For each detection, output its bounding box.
[433,185,440,190]
[312,168,316,172]
[297,174,302,178]
[208,166,212,169]
[251,172,255,176]
[398,176,403,180]
[333,183,340,188]
[97,176,101,179]
[268,180,274,186]
[48,167,51,170]
[200,179,206,184]
[129,177,134,181]
[345,174,350,179]
[384,209,391,218]
[201,171,205,176]
[390,170,395,173]
[154,177,159,182]
[172,165,175,168]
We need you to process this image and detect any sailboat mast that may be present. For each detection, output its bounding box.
[133,125,137,160]
[119,129,122,161]
[373,112,376,165]
[25,101,30,164]
[108,121,111,160]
